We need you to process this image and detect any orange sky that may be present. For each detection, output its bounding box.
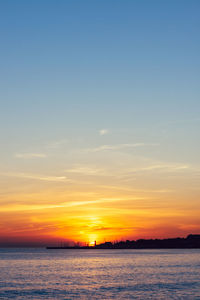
[1,164,200,246]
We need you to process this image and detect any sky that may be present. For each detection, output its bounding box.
[0,0,200,246]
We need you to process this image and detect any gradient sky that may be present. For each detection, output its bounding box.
[0,0,200,246]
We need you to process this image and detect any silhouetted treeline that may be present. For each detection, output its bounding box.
[47,234,200,249]
[95,234,200,249]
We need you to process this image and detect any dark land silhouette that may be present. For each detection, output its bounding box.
[46,234,200,249]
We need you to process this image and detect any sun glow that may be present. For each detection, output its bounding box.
[85,218,100,246]
[88,234,98,246]
[89,241,96,247]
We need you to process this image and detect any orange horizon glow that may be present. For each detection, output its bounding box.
[1,153,200,247]
[1,182,200,246]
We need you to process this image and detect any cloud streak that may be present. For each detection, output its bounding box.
[1,172,70,182]
[15,153,47,159]
[46,139,68,149]
[124,163,191,174]
[84,143,159,153]
[0,196,152,212]
[65,166,105,176]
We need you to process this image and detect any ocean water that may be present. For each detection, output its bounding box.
[0,248,200,299]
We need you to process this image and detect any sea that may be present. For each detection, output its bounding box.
[0,248,200,299]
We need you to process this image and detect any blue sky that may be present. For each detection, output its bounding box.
[0,0,200,162]
[0,1,200,244]
[1,1,199,159]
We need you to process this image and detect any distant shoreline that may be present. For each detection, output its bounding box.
[46,234,200,249]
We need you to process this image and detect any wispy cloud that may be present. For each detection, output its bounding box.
[99,129,109,136]
[46,139,68,149]
[15,153,47,159]
[116,162,194,182]
[1,172,70,182]
[126,163,190,173]
[96,184,173,193]
[65,166,105,176]
[15,139,69,159]
[0,196,151,212]
[84,143,159,153]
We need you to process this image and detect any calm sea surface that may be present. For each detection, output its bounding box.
[0,248,200,299]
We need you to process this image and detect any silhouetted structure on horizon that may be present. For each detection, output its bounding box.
[47,234,200,249]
